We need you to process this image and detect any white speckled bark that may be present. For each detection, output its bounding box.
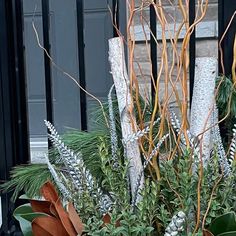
[190,57,217,165]
[108,37,144,202]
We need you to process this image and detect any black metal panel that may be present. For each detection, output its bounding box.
[218,0,236,142]
[218,0,236,76]
[0,2,13,233]
[42,0,54,127]
[189,0,196,106]
[150,1,157,103]
[1,0,30,171]
[117,0,127,40]
[76,0,87,131]
[0,0,29,233]
[113,0,119,37]
[12,0,29,165]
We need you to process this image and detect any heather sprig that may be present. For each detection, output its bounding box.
[229,124,236,166]
[45,154,72,201]
[122,117,161,144]
[108,84,119,168]
[164,211,186,236]
[211,109,231,177]
[132,134,169,207]
[45,120,113,214]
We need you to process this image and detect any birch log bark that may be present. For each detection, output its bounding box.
[108,37,144,202]
[190,57,217,166]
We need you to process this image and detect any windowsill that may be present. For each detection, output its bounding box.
[30,138,47,163]
[132,20,218,42]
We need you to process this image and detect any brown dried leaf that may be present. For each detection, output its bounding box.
[203,229,215,236]
[32,224,52,236]
[49,203,59,218]
[68,202,84,235]
[54,199,77,236]
[102,214,111,224]
[39,182,77,236]
[102,213,120,228]
[32,216,69,236]
[30,199,52,216]
[40,181,59,203]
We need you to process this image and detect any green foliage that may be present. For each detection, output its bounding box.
[216,75,236,144]
[61,130,112,183]
[13,203,49,236]
[3,93,236,235]
[0,164,51,201]
[98,137,129,202]
[216,76,235,116]
[4,135,236,235]
[156,151,236,233]
[85,181,158,235]
[82,152,236,235]
[207,212,236,236]
[85,212,154,236]
[0,130,113,201]
[0,95,153,203]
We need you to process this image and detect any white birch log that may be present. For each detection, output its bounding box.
[190,57,217,166]
[108,37,144,202]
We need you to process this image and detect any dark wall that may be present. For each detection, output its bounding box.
[0,0,29,234]
[219,0,236,76]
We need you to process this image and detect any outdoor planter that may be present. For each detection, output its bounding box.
[1,0,236,235]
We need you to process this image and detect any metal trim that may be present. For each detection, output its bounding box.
[0,0,29,233]
[113,0,119,37]
[76,0,87,131]
[42,0,54,127]
[150,1,157,103]
[189,0,196,106]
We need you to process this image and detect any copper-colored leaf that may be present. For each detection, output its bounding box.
[32,223,52,236]
[203,229,214,236]
[115,220,121,228]
[30,199,53,216]
[39,182,77,236]
[49,202,59,218]
[32,216,69,236]
[102,214,111,224]
[54,200,77,236]
[40,181,59,203]
[30,198,59,219]
[68,202,84,235]
[102,213,120,228]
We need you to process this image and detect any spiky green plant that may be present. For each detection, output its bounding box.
[1,164,51,201]
[0,94,154,201]
[2,90,236,235]
[216,75,236,145]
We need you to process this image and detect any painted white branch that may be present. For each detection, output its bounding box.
[190,57,217,166]
[108,37,144,201]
